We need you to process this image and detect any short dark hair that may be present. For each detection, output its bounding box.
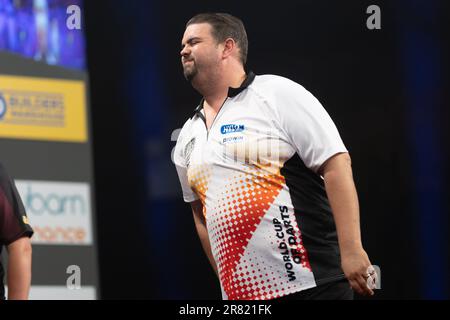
[186,13,248,65]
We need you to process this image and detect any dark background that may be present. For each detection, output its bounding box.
[84,0,449,299]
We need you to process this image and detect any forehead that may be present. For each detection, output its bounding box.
[181,23,214,43]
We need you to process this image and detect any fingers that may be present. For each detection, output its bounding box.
[341,250,377,297]
[348,275,374,296]
[347,270,375,296]
[359,274,375,296]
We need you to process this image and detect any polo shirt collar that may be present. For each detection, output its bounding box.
[227,71,255,98]
[193,71,256,116]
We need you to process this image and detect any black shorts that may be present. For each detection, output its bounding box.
[275,278,354,300]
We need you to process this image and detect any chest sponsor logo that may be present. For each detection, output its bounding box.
[222,136,244,144]
[220,124,245,134]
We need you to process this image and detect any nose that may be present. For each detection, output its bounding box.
[180,45,190,58]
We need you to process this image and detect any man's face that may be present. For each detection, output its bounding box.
[180,23,221,82]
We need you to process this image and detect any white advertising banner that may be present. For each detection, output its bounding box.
[15,180,93,245]
[6,286,97,300]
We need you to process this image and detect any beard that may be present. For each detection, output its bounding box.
[183,61,198,82]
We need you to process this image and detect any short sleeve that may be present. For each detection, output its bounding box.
[173,121,199,203]
[0,164,34,246]
[272,78,348,173]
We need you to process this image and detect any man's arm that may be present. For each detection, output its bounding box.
[6,236,32,300]
[319,152,374,296]
[190,200,218,277]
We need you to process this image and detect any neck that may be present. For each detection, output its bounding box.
[193,65,246,111]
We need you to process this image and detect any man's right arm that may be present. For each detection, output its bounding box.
[190,200,218,278]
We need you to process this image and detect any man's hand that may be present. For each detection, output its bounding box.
[341,247,374,296]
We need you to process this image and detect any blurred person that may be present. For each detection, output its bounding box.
[46,17,60,65]
[0,163,33,300]
[0,0,17,51]
[0,0,6,48]
[33,0,48,61]
[15,0,34,56]
[174,12,375,300]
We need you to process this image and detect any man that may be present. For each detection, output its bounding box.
[33,0,49,61]
[0,163,33,300]
[174,12,375,300]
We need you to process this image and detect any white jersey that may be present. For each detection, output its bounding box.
[174,72,348,300]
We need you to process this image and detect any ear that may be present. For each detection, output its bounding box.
[222,38,236,59]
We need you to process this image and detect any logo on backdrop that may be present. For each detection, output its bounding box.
[0,75,87,142]
[15,180,93,245]
[0,93,6,119]
[0,90,65,126]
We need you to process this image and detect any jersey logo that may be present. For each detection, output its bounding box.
[184,137,196,166]
[22,216,30,225]
[220,124,245,134]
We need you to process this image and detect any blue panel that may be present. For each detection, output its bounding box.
[398,0,449,299]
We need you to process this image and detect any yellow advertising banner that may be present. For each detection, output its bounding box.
[0,75,87,142]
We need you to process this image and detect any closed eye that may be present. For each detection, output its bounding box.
[181,37,202,50]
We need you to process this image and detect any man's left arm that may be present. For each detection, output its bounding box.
[6,236,32,300]
[319,152,374,297]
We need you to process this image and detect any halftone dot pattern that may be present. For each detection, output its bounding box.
[232,247,286,300]
[188,161,313,300]
[208,165,285,300]
[233,211,313,300]
[188,164,212,216]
